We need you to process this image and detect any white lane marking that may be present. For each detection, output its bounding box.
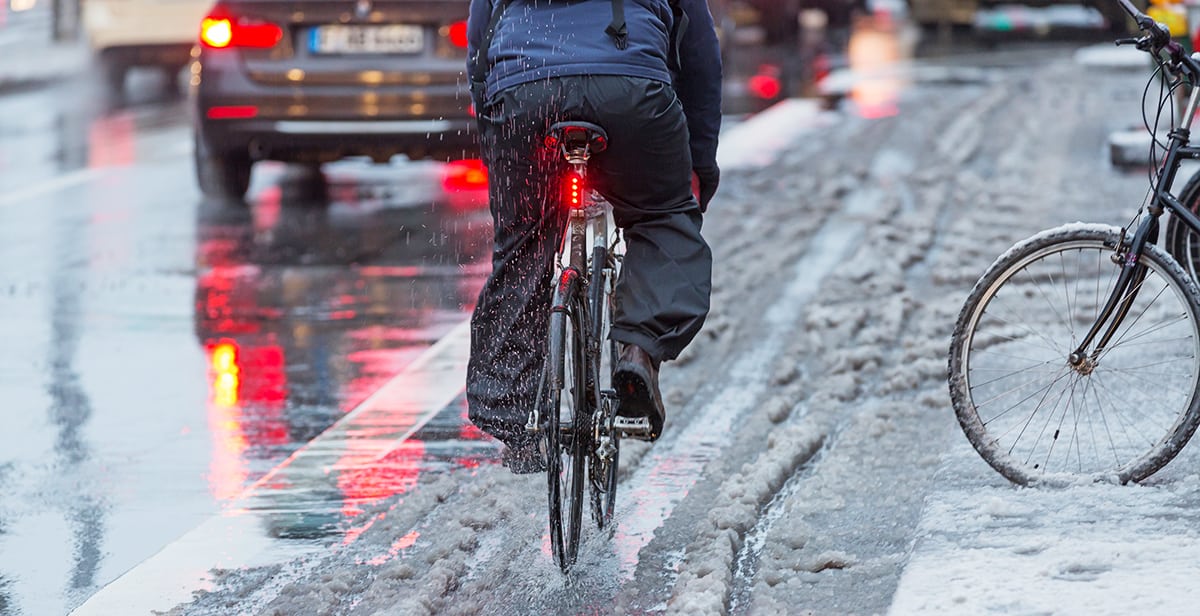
[69,320,472,616]
[71,97,822,613]
[0,168,103,209]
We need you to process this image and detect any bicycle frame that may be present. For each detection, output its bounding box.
[1073,77,1200,367]
[527,152,620,436]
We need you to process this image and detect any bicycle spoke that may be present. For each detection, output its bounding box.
[1097,279,1171,355]
[1098,363,1194,406]
[1030,266,1074,347]
[1091,375,1161,452]
[972,346,1064,366]
[1018,373,1076,464]
[1042,372,1082,471]
[953,230,1200,484]
[984,302,1071,357]
[970,357,1061,389]
[1099,312,1189,352]
[976,363,1073,418]
[1087,376,1125,466]
[987,368,1071,443]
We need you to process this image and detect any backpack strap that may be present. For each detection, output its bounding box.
[469,0,512,109]
[667,0,688,72]
[471,0,674,103]
[605,0,628,50]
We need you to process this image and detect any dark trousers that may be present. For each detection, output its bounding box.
[466,75,712,442]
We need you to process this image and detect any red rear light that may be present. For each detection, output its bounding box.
[564,171,583,209]
[207,105,259,119]
[201,18,234,48]
[447,21,468,48]
[200,15,283,49]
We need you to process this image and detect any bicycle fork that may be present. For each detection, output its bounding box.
[1070,214,1160,373]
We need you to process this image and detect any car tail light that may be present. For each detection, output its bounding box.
[200,15,283,49]
[443,159,488,191]
[748,64,782,100]
[206,105,259,119]
[446,21,468,48]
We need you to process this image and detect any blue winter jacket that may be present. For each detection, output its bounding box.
[466,0,723,173]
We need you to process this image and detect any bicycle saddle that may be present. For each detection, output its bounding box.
[544,121,609,154]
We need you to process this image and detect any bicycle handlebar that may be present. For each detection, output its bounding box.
[1112,0,1200,80]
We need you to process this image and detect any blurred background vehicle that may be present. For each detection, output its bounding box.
[906,0,1146,33]
[83,0,212,93]
[190,0,475,202]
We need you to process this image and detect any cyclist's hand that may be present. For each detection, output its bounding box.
[693,165,719,213]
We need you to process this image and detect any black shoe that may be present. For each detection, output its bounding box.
[501,437,547,475]
[613,344,664,442]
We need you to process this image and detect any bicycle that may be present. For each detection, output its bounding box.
[949,0,1200,486]
[526,121,636,572]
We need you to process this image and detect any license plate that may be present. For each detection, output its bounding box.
[310,24,424,54]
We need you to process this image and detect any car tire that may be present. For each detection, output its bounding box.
[195,135,252,202]
[99,53,128,96]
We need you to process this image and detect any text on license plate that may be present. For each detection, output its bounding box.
[310,25,424,54]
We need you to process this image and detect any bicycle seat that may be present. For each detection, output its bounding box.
[544,121,609,154]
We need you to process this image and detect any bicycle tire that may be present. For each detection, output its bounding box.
[585,245,619,530]
[949,224,1200,485]
[541,276,589,572]
[1164,170,1200,281]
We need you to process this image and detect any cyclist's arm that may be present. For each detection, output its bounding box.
[675,0,722,174]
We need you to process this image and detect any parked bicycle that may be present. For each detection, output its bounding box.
[949,0,1200,486]
[526,122,638,572]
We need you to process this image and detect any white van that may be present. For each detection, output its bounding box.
[83,0,214,92]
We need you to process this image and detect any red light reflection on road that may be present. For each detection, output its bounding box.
[253,184,283,233]
[88,113,136,168]
[204,337,290,500]
[206,340,248,500]
[211,341,240,407]
[335,441,424,519]
[365,530,420,566]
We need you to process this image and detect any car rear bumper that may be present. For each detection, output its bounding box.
[97,43,194,68]
[194,49,478,162]
[200,116,478,162]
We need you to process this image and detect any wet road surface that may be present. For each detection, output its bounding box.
[0,73,491,615]
[0,9,1143,615]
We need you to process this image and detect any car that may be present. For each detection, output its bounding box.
[83,0,213,92]
[190,0,477,201]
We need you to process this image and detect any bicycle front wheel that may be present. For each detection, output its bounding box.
[949,224,1200,485]
[541,280,589,572]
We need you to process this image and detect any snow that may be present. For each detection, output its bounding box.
[891,458,1200,615]
[78,39,1200,616]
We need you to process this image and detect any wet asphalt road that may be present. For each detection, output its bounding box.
[0,71,492,615]
[0,10,1128,614]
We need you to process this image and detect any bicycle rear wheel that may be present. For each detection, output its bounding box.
[1165,171,1200,281]
[949,224,1200,485]
[540,280,589,572]
[588,248,619,530]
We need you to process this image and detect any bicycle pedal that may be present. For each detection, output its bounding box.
[613,416,654,440]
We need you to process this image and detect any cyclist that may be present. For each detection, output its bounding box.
[465,0,722,473]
